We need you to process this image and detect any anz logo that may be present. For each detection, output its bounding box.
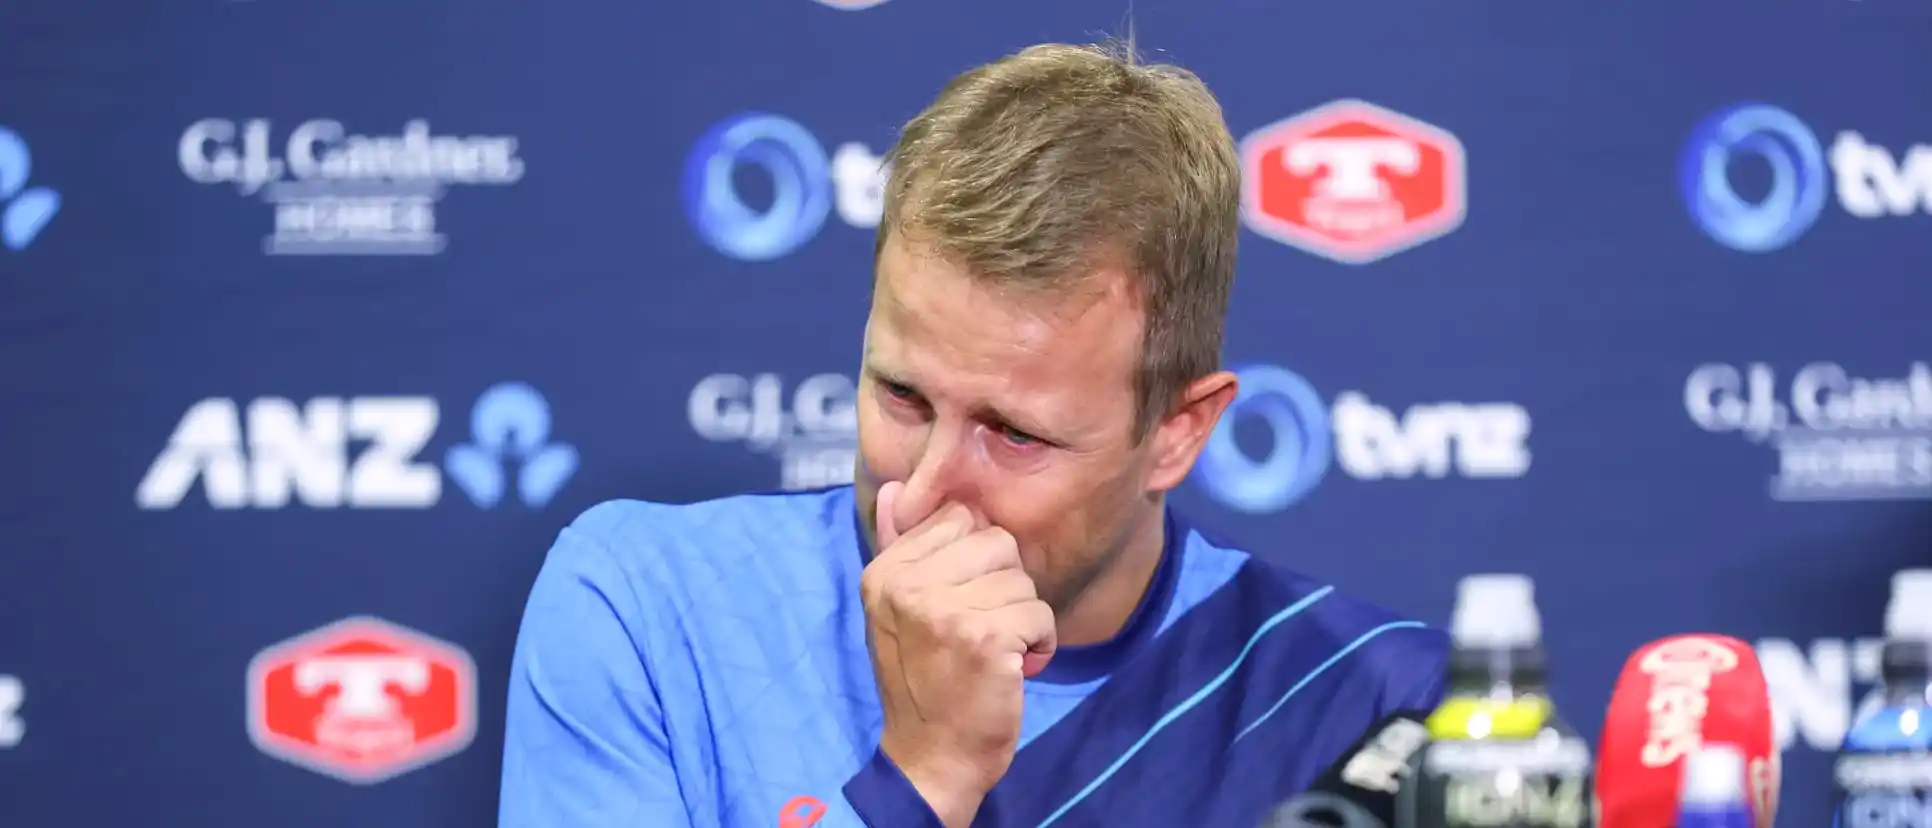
[135,382,580,511]
[0,126,61,251]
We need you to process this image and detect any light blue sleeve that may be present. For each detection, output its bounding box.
[498,507,942,828]
[498,522,694,826]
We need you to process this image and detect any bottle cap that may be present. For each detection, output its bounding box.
[1450,574,1541,649]
[1885,570,1932,640]
[1680,743,1747,807]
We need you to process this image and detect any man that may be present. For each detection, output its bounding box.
[499,41,1447,828]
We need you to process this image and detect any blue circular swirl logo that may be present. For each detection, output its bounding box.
[1194,364,1333,514]
[682,113,832,262]
[1679,104,1827,253]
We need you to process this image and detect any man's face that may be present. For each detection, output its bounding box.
[854,235,1162,613]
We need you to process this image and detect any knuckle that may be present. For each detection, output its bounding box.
[966,620,1003,652]
[876,581,923,618]
[883,529,919,555]
[964,529,1017,563]
[918,600,958,632]
[988,529,1022,562]
[897,589,936,621]
[944,612,980,641]
[935,524,973,552]
[909,521,946,547]
[862,567,904,598]
[1000,569,1037,598]
[1019,600,1049,628]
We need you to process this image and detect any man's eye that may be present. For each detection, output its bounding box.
[1000,426,1040,446]
[882,382,915,400]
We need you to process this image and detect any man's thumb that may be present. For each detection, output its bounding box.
[875,480,903,550]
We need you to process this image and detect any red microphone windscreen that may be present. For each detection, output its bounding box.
[1595,634,1781,828]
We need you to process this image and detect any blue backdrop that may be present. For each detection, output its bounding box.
[1,0,1928,825]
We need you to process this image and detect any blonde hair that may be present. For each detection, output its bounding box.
[878,40,1240,438]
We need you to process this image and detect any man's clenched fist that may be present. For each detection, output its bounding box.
[860,480,1058,827]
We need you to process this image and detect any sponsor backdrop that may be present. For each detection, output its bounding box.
[0,0,1927,825]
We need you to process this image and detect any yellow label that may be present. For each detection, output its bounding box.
[1426,694,1553,740]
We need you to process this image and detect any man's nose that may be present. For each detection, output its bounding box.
[894,422,983,532]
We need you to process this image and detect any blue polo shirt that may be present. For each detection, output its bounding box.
[499,485,1447,827]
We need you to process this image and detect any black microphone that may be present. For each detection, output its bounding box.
[1258,711,1433,828]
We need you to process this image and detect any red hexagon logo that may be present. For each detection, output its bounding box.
[246,616,477,784]
[1240,99,1467,265]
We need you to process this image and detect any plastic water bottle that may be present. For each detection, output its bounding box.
[1832,570,1932,828]
[1676,744,1753,828]
[1398,575,1595,828]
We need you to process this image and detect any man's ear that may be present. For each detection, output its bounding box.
[1145,370,1238,493]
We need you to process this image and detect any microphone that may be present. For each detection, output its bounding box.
[1257,711,1432,828]
[1593,635,1779,828]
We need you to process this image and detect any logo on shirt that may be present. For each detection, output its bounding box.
[779,795,828,828]
[1239,99,1467,265]
[0,126,62,251]
[247,616,477,784]
[1194,363,1530,513]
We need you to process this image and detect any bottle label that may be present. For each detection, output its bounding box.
[1426,696,1553,740]
[1403,736,1596,828]
[1834,751,1932,828]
